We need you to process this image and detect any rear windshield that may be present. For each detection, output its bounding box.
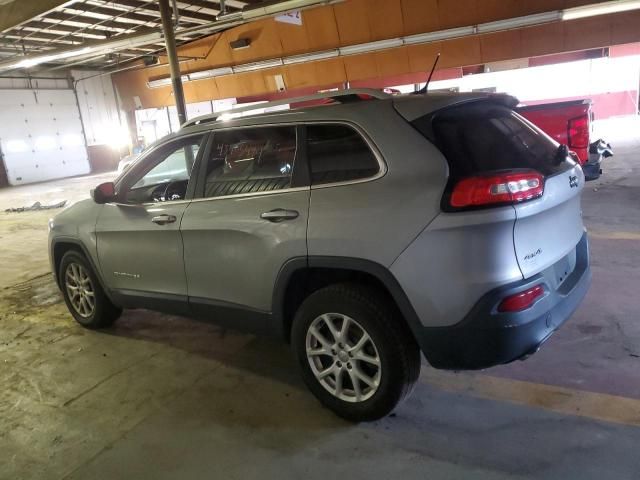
[412,102,570,179]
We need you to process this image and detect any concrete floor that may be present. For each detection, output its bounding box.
[2,137,640,479]
[0,172,115,289]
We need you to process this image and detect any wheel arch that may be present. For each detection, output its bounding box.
[273,256,423,344]
[51,237,116,303]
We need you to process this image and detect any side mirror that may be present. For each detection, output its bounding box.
[91,182,116,204]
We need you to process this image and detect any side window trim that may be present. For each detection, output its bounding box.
[114,132,209,204]
[192,125,306,201]
[189,120,386,200]
[303,121,386,190]
[190,132,215,201]
[291,125,310,188]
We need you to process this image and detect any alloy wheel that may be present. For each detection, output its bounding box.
[65,263,95,318]
[305,313,382,403]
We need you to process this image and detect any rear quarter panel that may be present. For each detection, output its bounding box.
[306,101,448,267]
[390,207,523,328]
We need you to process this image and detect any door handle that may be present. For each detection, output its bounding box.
[151,214,177,225]
[260,209,299,222]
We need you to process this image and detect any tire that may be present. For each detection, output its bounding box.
[58,250,122,329]
[291,283,421,422]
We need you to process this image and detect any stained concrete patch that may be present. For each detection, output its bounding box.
[0,275,254,480]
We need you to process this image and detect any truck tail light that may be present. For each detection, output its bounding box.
[498,285,545,313]
[568,115,589,150]
[450,171,544,209]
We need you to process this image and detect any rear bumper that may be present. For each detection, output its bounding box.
[419,232,591,370]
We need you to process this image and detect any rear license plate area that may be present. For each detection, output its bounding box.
[553,247,577,289]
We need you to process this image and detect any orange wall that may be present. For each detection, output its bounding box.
[113,0,640,110]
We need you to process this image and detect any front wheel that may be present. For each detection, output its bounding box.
[292,283,421,422]
[59,250,122,329]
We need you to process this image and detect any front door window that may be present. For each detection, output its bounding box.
[123,135,204,204]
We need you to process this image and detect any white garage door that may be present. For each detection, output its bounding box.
[0,89,90,185]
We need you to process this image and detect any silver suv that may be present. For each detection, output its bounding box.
[49,89,591,421]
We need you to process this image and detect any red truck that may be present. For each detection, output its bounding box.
[518,99,612,180]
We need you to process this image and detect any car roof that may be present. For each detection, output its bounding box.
[176,90,519,136]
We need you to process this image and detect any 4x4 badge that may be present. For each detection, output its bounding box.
[569,175,579,188]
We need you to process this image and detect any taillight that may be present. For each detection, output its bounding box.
[498,285,544,313]
[568,115,589,150]
[450,171,544,208]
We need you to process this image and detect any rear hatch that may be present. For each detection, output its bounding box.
[406,98,585,279]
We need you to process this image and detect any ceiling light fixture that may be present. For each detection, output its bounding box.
[9,46,94,69]
[187,67,234,80]
[232,58,284,73]
[562,0,640,20]
[339,38,404,56]
[476,12,562,33]
[147,74,188,88]
[403,26,476,45]
[282,49,340,65]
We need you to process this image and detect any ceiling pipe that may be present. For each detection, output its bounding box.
[171,0,181,28]
[0,0,343,73]
[159,0,187,125]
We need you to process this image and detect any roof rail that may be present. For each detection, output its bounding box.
[181,88,391,129]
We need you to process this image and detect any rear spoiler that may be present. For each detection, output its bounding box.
[393,93,519,122]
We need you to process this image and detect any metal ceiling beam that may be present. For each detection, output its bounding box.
[175,0,220,15]
[18,19,116,38]
[0,0,343,72]
[59,5,169,27]
[16,23,109,40]
[176,0,220,10]
[101,0,221,23]
[4,31,103,44]
[0,39,54,50]
[44,12,138,32]
[178,0,247,11]
[0,46,51,55]
[0,0,75,33]
[127,46,159,52]
[170,0,253,14]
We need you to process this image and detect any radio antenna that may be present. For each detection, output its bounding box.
[417,53,441,94]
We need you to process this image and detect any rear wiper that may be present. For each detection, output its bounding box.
[555,144,569,164]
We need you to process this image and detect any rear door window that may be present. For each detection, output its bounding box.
[306,124,380,186]
[203,126,297,198]
[412,102,570,180]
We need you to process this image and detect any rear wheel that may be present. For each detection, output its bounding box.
[59,250,122,329]
[292,283,421,422]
